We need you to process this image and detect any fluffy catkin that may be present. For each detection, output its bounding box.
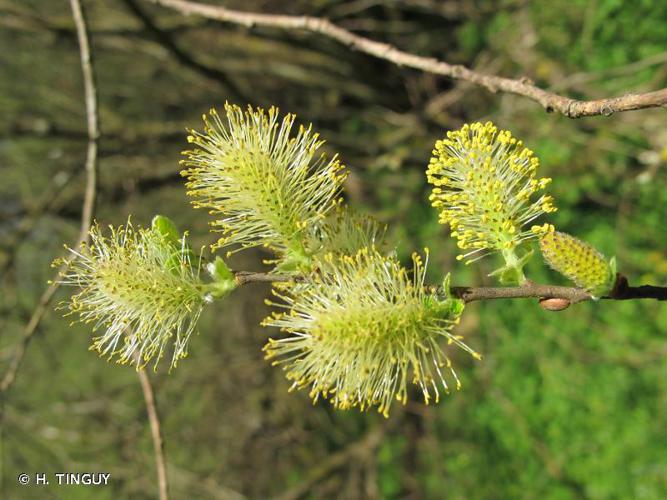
[180,104,347,266]
[426,121,556,264]
[55,220,207,369]
[263,247,479,417]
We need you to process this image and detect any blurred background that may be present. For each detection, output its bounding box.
[1,0,666,498]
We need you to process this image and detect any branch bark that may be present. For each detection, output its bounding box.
[232,272,667,306]
[146,0,667,118]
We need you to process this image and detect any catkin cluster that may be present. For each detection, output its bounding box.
[56,105,618,416]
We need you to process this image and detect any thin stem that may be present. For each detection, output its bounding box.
[0,0,99,395]
[136,364,169,500]
[147,0,667,118]
[499,248,527,285]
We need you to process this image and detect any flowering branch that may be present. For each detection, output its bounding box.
[46,103,664,417]
[146,0,667,118]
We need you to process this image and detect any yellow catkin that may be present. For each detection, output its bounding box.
[426,122,556,263]
[181,103,347,260]
[55,220,207,370]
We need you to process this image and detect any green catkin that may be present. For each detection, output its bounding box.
[262,247,479,417]
[540,231,615,297]
[180,103,348,266]
[55,219,208,370]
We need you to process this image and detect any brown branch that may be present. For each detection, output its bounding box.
[232,272,667,307]
[146,0,667,118]
[0,0,99,394]
[450,283,594,304]
[136,363,170,500]
[234,271,298,286]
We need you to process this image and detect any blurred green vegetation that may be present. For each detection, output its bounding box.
[1,0,666,498]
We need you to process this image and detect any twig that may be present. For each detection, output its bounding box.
[234,271,298,286]
[232,272,667,306]
[136,363,170,500]
[0,0,99,394]
[146,0,667,118]
[450,283,593,304]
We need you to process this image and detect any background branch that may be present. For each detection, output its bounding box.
[147,0,667,118]
[136,363,170,500]
[0,0,99,394]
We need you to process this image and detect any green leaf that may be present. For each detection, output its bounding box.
[210,256,234,282]
[151,215,180,245]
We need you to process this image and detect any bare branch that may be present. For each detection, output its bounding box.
[136,364,170,500]
[0,0,99,394]
[450,283,593,304]
[234,271,299,286]
[146,0,667,118]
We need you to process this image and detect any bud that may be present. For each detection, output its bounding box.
[539,231,615,297]
[538,297,571,311]
[263,248,479,417]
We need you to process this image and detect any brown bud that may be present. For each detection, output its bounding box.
[538,297,570,311]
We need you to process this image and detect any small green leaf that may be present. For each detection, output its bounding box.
[276,247,312,273]
[202,256,237,299]
[151,215,180,245]
[210,256,234,282]
[442,272,452,298]
[489,248,534,285]
[206,278,237,299]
